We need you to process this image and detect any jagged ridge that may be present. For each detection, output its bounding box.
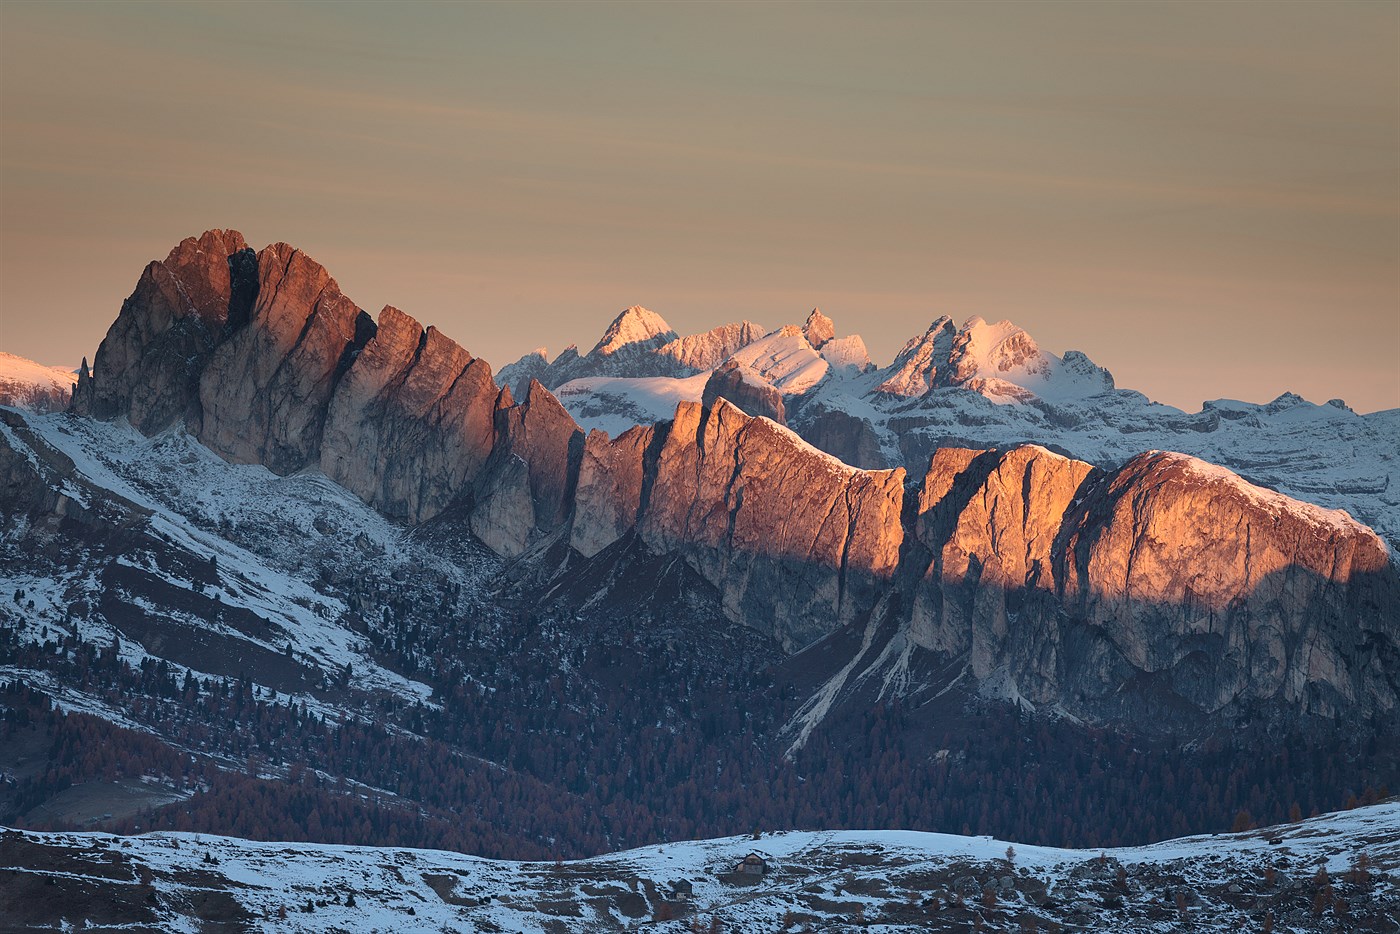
[63,230,1400,725]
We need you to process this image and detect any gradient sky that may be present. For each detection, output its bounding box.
[1,1,1396,412]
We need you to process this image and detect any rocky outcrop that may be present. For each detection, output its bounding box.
[197,243,370,474]
[1056,452,1396,717]
[876,317,956,397]
[701,359,786,424]
[470,380,585,555]
[802,308,835,349]
[908,446,1097,685]
[320,306,498,523]
[899,444,1398,722]
[570,426,656,558]
[641,399,905,650]
[73,229,255,432]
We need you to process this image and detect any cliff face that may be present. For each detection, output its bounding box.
[1056,452,1396,718]
[70,230,1399,724]
[321,306,497,523]
[899,445,1397,721]
[73,229,255,432]
[640,400,906,650]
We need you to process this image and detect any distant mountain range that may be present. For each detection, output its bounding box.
[1,230,1396,874]
[497,304,1400,555]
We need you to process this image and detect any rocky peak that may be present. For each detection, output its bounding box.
[946,317,1050,386]
[802,308,836,349]
[71,228,253,432]
[320,305,498,523]
[642,399,905,649]
[196,243,368,475]
[589,306,678,358]
[875,316,957,397]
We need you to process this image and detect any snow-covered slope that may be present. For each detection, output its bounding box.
[0,351,77,413]
[553,372,711,438]
[0,410,496,712]
[5,801,1396,932]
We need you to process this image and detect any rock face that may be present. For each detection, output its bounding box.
[701,359,786,424]
[909,445,1096,681]
[73,229,255,432]
[876,317,957,397]
[470,380,585,556]
[320,306,498,523]
[802,308,835,349]
[570,426,656,558]
[74,232,498,523]
[197,243,371,474]
[641,400,906,650]
[900,444,1398,722]
[1056,452,1396,718]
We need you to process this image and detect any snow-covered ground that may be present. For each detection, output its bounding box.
[5,801,1396,932]
[1,411,502,713]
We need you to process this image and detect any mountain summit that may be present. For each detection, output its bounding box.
[589,306,678,357]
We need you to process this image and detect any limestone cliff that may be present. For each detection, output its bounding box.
[73,229,255,432]
[641,400,906,650]
[321,306,497,523]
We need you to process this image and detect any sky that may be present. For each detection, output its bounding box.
[1,1,1396,413]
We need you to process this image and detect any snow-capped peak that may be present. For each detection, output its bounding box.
[589,306,678,357]
[727,325,829,393]
[0,350,78,414]
[874,316,957,397]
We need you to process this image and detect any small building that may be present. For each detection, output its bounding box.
[671,880,693,900]
[735,853,767,877]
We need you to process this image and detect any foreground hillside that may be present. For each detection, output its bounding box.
[3,802,1397,932]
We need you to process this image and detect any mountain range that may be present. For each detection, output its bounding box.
[1,231,1396,919]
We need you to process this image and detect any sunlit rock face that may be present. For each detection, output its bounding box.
[570,426,655,558]
[1057,451,1396,717]
[73,229,253,432]
[641,399,906,650]
[196,243,368,475]
[802,308,836,349]
[908,445,1097,683]
[321,306,498,523]
[876,316,957,397]
[901,443,1397,722]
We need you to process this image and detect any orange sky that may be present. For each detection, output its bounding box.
[1,1,1396,412]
